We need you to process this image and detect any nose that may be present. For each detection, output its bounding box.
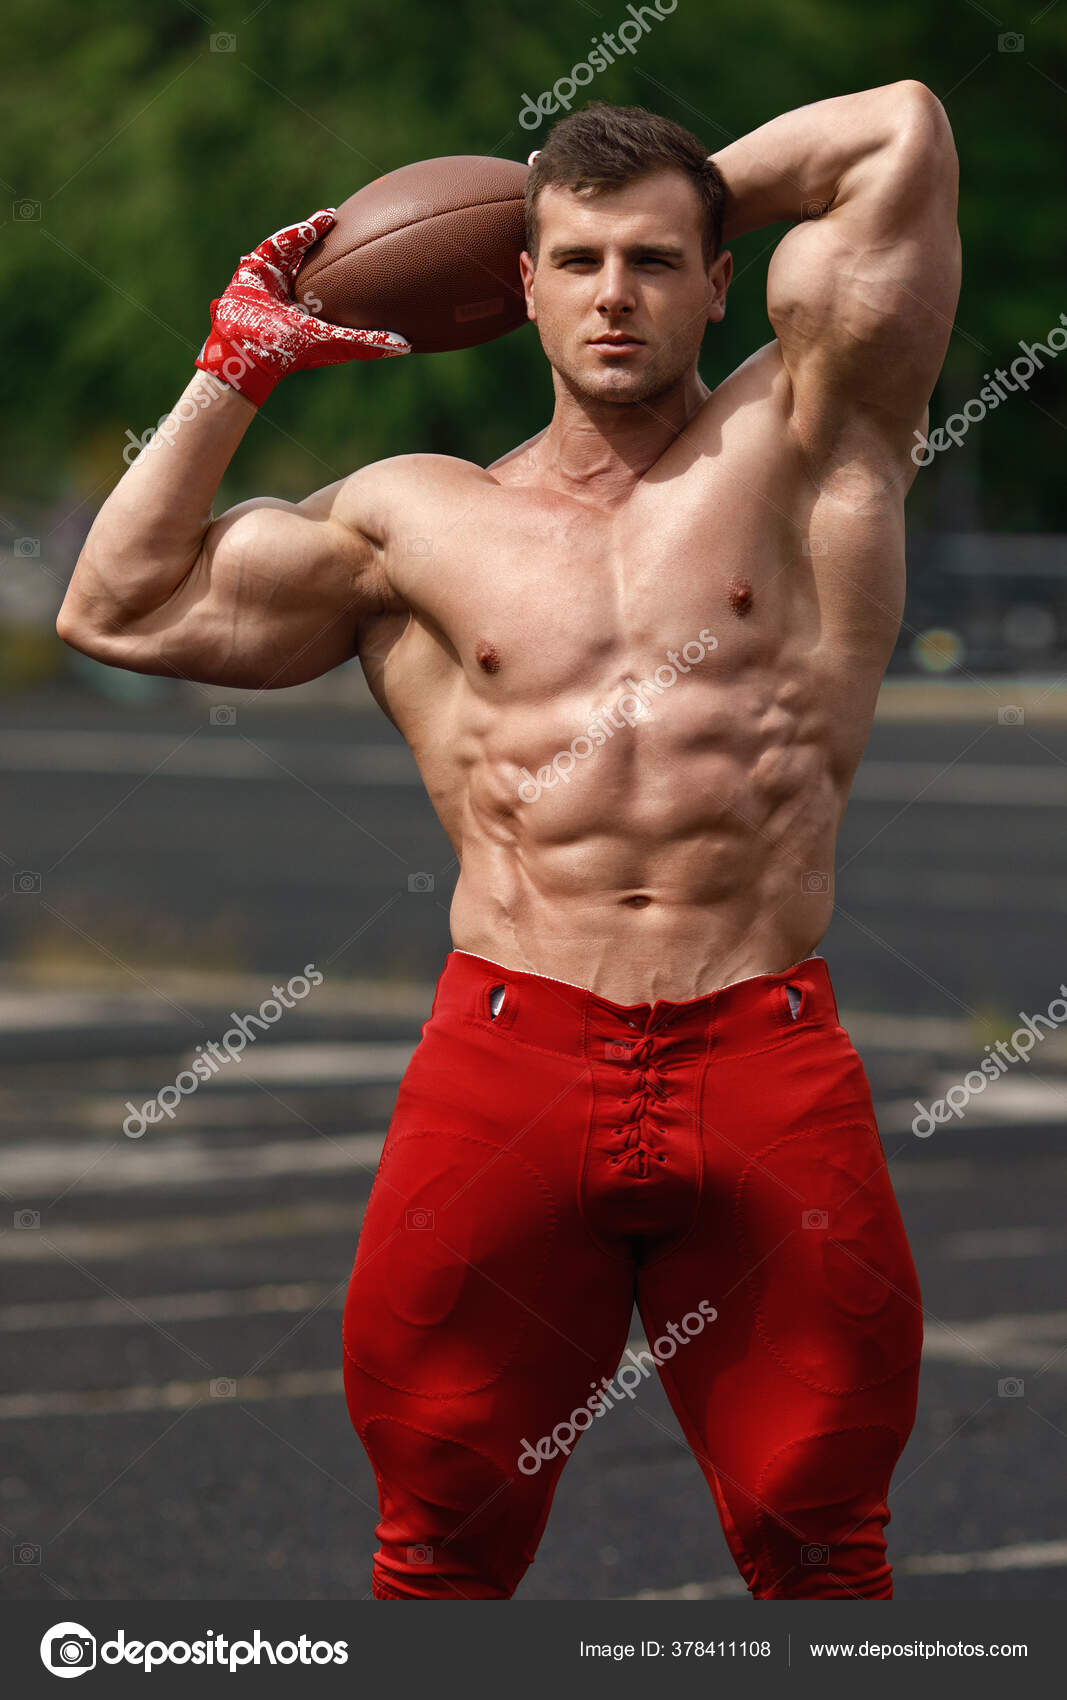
[593,258,636,318]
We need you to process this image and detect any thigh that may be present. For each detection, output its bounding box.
[635,1033,923,1594]
[342,1020,637,1588]
[636,1108,924,1468]
[343,1017,635,1407]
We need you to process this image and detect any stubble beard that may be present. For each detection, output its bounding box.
[559,344,694,409]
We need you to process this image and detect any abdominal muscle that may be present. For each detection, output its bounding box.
[449,855,832,1006]
[438,679,846,1006]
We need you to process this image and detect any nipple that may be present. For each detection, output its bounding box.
[727,576,753,617]
[476,640,501,674]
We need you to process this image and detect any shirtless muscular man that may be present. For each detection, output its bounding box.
[57,84,961,1601]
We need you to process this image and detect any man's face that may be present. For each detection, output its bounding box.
[519,169,731,407]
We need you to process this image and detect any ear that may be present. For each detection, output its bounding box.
[519,250,537,322]
[707,248,732,324]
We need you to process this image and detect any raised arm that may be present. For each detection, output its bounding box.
[56,211,411,689]
[710,81,961,460]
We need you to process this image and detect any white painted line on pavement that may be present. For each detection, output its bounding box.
[851,762,1067,806]
[920,1308,1067,1368]
[840,868,1067,911]
[0,977,435,1029]
[941,1226,1067,1259]
[0,732,420,785]
[2,1131,387,1194]
[914,1079,1067,1121]
[189,1043,414,1085]
[0,1368,347,1422]
[0,1199,364,1263]
[0,1280,345,1333]
[629,1576,748,1600]
[878,1091,1067,1134]
[627,1540,1067,1598]
[0,992,176,1030]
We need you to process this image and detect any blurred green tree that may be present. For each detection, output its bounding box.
[2,0,1064,530]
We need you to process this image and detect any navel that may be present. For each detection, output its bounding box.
[622,894,653,909]
[476,640,501,674]
[727,576,753,617]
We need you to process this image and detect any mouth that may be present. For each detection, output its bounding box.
[589,333,645,355]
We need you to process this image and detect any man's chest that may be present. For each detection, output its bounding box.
[401,477,818,699]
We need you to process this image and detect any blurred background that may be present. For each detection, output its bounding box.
[2,0,1066,1605]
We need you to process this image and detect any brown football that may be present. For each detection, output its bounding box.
[293,155,530,355]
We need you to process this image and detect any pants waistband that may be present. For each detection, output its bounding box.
[432,949,841,1059]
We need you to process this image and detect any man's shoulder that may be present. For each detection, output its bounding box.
[328,451,500,543]
[350,450,499,498]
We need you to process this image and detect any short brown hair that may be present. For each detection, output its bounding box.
[525,102,726,267]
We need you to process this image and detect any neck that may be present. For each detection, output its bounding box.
[536,368,710,504]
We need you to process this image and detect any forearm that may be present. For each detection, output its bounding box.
[709,81,935,241]
[58,371,257,638]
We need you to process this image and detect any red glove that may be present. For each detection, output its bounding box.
[195,208,410,405]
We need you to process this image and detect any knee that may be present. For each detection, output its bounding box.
[745,1425,904,1599]
[371,1558,514,1601]
[359,1414,538,1600]
[362,1412,512,1522]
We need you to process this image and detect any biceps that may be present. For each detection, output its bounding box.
[769,126,960,437]
[146,501,374,689]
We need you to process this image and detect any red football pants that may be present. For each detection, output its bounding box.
[342,949,923,1600]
